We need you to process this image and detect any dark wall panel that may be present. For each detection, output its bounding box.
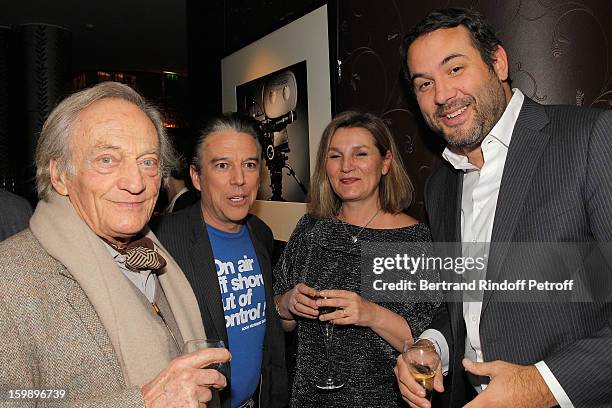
[14,24,71,201]
[0,26,12,191]
[224,0,326,55]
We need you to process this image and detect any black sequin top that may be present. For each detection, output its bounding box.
[274,214,441,408]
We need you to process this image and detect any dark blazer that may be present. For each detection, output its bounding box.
[0,189,32,242]
[154,204,289,408]
[425,97,612,407]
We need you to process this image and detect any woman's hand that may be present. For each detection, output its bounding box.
[279,283,320,320]
[317,289,412,351]
[316,289,377,327]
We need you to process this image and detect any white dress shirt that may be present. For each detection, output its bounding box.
[421,89,573,407]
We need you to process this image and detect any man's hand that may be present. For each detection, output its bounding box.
[463,359,558,408]
[141,347,231,408]
[394,351,444,408]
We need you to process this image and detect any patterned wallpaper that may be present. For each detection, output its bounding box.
[334,0,612,221]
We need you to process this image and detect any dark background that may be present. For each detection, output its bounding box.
[2,0,611,221]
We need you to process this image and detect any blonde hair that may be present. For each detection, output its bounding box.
[35,81,177,200]
[308,111,414,219]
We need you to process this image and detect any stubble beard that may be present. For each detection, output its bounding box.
[429,77,508,150]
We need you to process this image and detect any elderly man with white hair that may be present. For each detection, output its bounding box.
[0,82,228,408]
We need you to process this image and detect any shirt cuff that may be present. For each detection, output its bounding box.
[419,329,449,375]
[534,361,574,408]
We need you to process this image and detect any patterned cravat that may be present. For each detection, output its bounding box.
[107,236,167,272]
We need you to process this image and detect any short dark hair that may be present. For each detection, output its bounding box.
[400,8,503,91]
[192,112,263,173]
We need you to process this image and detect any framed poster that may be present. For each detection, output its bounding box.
[222,5,332,241]
[235,60,310,203]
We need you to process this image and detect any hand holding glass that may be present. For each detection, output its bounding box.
[182,339,229,377]
[402,338,441,401]
[315,296,345,390]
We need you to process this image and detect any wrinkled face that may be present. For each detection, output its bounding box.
[51,98,161,246]
[406,26,510,149]
[191,130,260,233]
[325,127,391,206]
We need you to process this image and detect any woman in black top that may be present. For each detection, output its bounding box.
[274,111,441,407]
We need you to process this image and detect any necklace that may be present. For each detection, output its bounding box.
[338,209,380,243]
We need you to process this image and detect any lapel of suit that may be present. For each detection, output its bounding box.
[430,163,463,244]
[188,205,229,345]
[444,171,466,333]
[62,271,124,383]
[246,218,273,307]
[450,172,463,244]
[429,167,464,327]
[482,97,551,311]
[434,166,463,262]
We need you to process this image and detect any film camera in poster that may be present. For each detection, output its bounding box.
[236,61,310,202]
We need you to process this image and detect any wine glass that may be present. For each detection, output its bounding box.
[182,339,229,377]
[315,296,345,390]
[402,338,441,402]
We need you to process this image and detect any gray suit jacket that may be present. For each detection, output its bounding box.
[0,230,144,407]
[425,97,612,407]
[0,189,32,242]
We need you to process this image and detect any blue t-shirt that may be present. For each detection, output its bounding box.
[207,224,266,408]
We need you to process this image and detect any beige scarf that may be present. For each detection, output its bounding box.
[30,192,206,387]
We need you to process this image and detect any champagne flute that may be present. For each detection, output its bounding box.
[315,296,345,390]
[402,338,441,402]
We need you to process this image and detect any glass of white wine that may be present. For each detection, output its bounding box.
[402,338,441,402]
[315,296,345,390]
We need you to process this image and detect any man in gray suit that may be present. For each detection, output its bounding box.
[0,82,229,407]
[395,8,612,408]
[0,188,32,241]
